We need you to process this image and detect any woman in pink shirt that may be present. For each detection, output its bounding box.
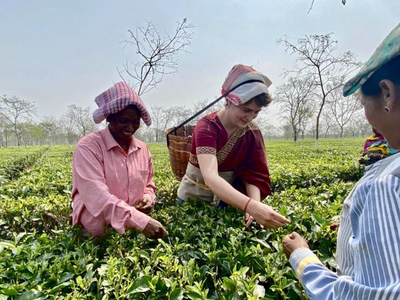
[72,82,168,239]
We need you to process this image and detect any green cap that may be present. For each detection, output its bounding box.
[343,24,400,97]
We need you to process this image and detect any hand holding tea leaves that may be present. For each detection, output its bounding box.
[136,195,153,214]
[142,218,169,239]
[282,232,309,259]
[246,201,290,229]
[245,213,255,227]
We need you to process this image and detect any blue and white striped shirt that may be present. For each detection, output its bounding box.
[289,153,400,300]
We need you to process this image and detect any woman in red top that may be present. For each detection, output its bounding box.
[178,64,290,229]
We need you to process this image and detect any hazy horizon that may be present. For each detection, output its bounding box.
[1,0,399,127]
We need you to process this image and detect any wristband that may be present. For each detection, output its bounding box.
[243,198,252,213]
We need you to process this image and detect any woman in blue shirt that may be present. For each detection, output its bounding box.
[282,24,400,299]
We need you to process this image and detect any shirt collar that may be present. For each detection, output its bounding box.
[104,126,141,152]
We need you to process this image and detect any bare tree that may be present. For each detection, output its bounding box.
[188,98,224,124]
[64,105,97,137]
[171,105,192,127]
[321,109,337,138]
[255,115,278,140]
[0,95,37,146]
[0,115,13,147]
[118,18,194,96]
[348,111,370,138]
[151,105,165,143]
[150,105,176,143]
[190,99,211,123]
[264,124,279,140]
[60,111,78,144]
[134,125,154,143]
[299,116,313,140]
[275,77,315,142]
[278,33,360,149]
[308,0,346,13]
[20,122,46,146]
[40,115,62,145]
[280,123,293,140]
[327,88,362,140]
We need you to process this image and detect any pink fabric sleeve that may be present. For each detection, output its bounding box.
[73,145,150,233]
[143,153,157,206]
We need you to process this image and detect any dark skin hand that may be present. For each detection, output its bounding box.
[142,218,168,239]
[359,157,368,164]
[369,153,387,160]
[282,232,309,259]
[359,153,387,164]
[330,221,340,230]
[136,195,153,215]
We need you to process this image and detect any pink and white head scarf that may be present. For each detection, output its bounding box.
[92,82,152,126]
[221,64,272,106]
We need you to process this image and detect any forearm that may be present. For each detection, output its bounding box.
[196,154,249,210]
[204,173,249,210]
[245,182,261,201]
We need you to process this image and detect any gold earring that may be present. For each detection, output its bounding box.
[384,106,391,112]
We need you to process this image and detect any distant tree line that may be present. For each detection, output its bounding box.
[0,92,369,148]
[0,96,98,147]
[0,21,371,147]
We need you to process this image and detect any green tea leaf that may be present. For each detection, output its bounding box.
[15,291,46,300]
[127,275,152,294]
[169,288,184,300]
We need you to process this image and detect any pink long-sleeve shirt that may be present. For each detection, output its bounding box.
[72,126,156,236]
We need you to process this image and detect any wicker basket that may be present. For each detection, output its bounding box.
[165,125,195,181]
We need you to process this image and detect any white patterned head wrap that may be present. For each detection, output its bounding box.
[221,64,272,106]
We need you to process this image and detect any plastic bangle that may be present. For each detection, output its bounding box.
[243,198,252,213]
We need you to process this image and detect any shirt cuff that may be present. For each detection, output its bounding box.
[289,248,323,280]
[144,192,156,206]
[125,207,151,232]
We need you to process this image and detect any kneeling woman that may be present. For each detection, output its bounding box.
[72,82,168,239]
[178,64,290,229]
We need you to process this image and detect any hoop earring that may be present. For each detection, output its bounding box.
[384,106,391,112]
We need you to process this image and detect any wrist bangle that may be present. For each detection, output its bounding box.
[244,198,252,213]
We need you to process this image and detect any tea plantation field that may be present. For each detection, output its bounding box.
[0,139,364,299]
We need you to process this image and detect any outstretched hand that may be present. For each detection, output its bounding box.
[246,201,290,229]
[142,218,168,239]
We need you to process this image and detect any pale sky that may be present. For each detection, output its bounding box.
[1,0,399,126]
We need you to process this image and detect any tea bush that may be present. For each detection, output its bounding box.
[0,139,364,299]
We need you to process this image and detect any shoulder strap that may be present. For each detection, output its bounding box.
[166,79,264,138]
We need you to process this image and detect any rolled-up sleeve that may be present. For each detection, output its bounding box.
[143,153,157,206]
